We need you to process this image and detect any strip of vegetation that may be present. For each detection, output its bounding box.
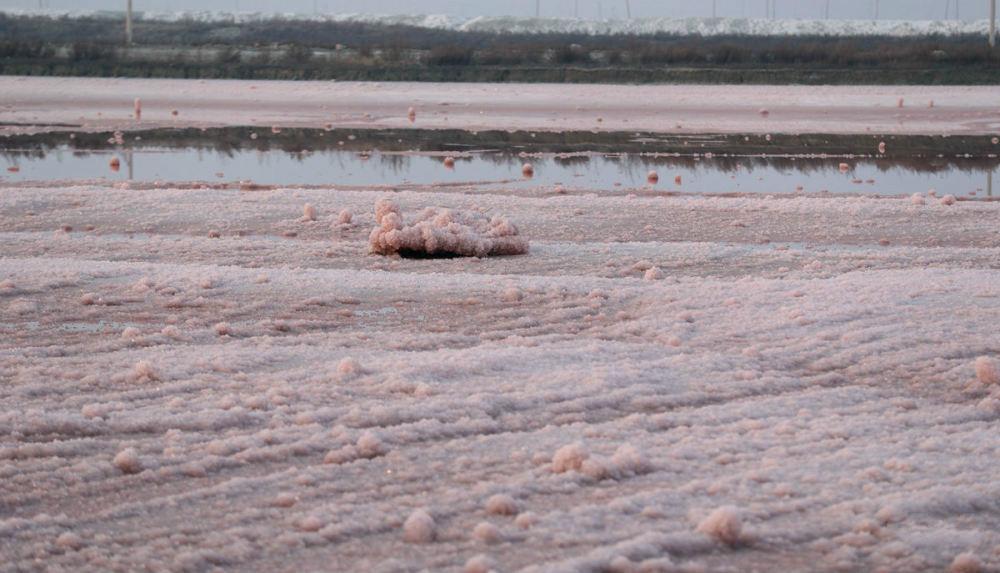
[2,127,997,163]
[2,13,999,84]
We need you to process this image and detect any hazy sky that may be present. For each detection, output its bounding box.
[2,0,993,20]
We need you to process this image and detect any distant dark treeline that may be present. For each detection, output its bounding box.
[1,13,998,84]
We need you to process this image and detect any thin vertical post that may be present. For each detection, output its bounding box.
[125,0,133,46]
[990,0,997,48]
[625,0,631,18]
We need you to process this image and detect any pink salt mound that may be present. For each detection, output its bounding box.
[369,199,529,258]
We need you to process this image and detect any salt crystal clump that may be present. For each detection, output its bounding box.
[337,209,353,225]
[910,193,926,205]
[838,163,850,173]
[113,448,142,474]
[133,98,141,121]
[464,554,497,573]
[133,360,159,382]
[302,203,317,221]
[338,357,361,378]
[878,141,887,154]
[443,156,456,168]
[298,516,323,532]
[522,163,534,177]
[356,431,385,458]
[949,553,983,573]
[472,522,501,544]
[121,327,141,340]
[552,443,589,473]
[403,509,436,543]
[213,322,231,336]
[939,194,956,206]
[647,170,659,183]
[696,506,743,545]
[644,267,663,281]
[485,494,518,516]
[369,199,528,258]
[975,357,999,385]
[514,512,538,529]
[272,493,297,508]
[56,532,84,550]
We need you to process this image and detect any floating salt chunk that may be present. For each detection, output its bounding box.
[443,156,456,168]
[109,157,120,172]
[939,194,956,206]
[134,97,141,121]
[758,108,769,117]
[522,163,534,177]
[647,170,659,183]
[878,141,886,154]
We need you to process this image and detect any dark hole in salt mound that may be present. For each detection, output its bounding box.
[397,249,465,259]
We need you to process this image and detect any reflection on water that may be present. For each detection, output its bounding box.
[1,145,997,198]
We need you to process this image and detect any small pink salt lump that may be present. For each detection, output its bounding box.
[337,209,353,225]
[403,509,436,543]
[758,108,769,117]
[298,516,323,532]
[109,157,121,172]
[939,194,956,206]
[338,357,361,378]
[897,97,905,108]
[696,506,743,545]
[993,137,999,145]
[551,443,589,473]
[949,553,983,573]
[485,494,518,516]
[464,555,497,573]
[133,97,142,121]
[407,106,417,121]
[522,163,534,177]
[113,448,142,474]
[443,156,456,168]
[910,193,926,205]
[975,356,999,385]
[674,174,683,185]
[647,170,659,183]
[472,522,501,544]
[302,203,317,221]
[878,141,887,154]
[838,163,850,173]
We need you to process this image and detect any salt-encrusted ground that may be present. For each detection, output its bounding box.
[3,77,1000,136]
[2,174,1000,572]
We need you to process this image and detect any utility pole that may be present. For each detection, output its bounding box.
[991,0,997,48]
[125,0,133,46]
